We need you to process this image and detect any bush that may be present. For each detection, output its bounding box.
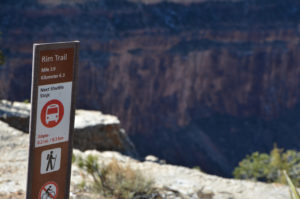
[75,154,154,199]
[233,145,300,186]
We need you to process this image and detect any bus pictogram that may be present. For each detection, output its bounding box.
[41,99,64,128]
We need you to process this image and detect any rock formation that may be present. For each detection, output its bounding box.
[74,109,138,157]
[1,0,300,176]
[0,100,138,157]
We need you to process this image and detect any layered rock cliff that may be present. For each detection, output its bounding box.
[1,0,300,176]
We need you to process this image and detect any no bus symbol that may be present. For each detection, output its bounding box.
[38,181,58,199]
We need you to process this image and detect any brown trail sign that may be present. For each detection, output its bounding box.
[26,41,79,199]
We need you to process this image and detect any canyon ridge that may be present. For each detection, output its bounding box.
[1,0,300,176]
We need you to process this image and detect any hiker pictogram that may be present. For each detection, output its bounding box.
[41,148,61,174]
[41,99,64,128]
[47,151,56,171]
[38,181,58,199]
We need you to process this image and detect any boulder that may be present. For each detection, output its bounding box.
[0,100,30,133]
[74,110,138,157]
[0,100,138,158]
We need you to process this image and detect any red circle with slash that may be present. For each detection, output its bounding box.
[38,181,58,199]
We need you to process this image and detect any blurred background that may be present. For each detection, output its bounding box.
[1,0,300,178]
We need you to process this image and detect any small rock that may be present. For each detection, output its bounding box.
[145,155,166,164]
[145,155,159,162]
[197,189,214,199]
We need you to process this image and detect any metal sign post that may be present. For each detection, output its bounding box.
[26,41,79,199]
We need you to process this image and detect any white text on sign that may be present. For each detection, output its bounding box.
[41,54,68,63]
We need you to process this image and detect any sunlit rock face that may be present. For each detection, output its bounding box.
[0,100,138,157]
[1,0,300,176]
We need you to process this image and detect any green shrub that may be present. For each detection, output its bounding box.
[234,145,300,186]
[193,166,201,171]
[75,154,154,199]
[23,99,30,104]
[233,152,270,181]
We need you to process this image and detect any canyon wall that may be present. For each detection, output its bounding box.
[1,0,300,176]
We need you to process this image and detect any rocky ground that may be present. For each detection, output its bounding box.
[0,116,293,199]
[0,120,28,199]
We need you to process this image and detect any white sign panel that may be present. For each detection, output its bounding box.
[41,148,61,174]
[35,82,72,147]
